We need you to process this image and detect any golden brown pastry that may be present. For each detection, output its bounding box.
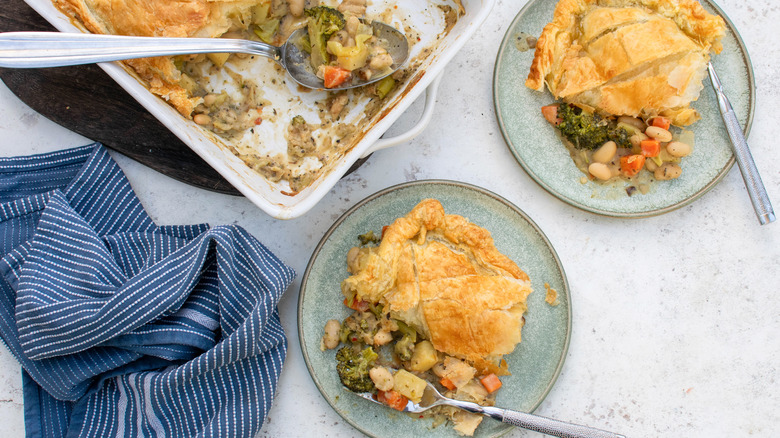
[52,0,258,116]
[526,0,726,125]
[341,199,532,374]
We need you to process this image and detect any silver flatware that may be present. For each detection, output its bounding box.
[0,25,409,91]
[707,61,775,225]
[355,381,626,438]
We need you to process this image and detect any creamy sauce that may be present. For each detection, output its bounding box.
[184,0,463,194]
[553,110,691,196]
[513,32,537,52]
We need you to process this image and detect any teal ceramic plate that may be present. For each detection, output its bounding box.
[494,0,755,218]
[298,180,571,437]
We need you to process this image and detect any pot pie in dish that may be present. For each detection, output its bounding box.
[49,0,466,195]
[525,0,726,186]
[321,199,533,435]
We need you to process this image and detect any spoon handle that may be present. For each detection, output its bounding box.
[486,406,625,438]
[0,31,280,68]
[707,62,775,225]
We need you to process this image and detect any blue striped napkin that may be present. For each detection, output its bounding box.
[0,144,295,437]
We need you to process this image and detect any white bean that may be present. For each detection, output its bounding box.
[202,94,218,106]
[288,0,305,17]
[588,162,612,181]
[666,141,692,157]
[592,141,617,163]
[346,247,361,273]
[645,126,673,142]
[193,114,211,125]
[617,116,646,132]
[630,133,648,149]
[654,163,682,180]
[345,16,360,37]
[369,367,394,391]
[321,319,341,350]
[369,53,394,71]
[373,329,393,346]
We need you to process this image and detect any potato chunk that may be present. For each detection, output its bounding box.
[206,53,230,67]
[409,340,438,372]
[393,369,427,403]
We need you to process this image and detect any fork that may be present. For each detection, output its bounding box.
[707,61,775,225]
[355,382,625,438]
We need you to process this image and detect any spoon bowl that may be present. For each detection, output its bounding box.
[0,22,409,91]
[283,21,409,89]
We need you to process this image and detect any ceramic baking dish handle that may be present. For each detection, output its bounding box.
[360,73,443,158]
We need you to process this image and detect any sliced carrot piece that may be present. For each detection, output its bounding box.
[343,297,369,312]
[650,116,671,130]
[640,139,661,157]
[480,373,502,393]
[377,390,408,411]
[323,65,351,88]
[541,105,562,126]
[440,377,457,391]
[620,154,646,177]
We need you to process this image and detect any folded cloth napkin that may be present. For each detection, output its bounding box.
[0,144,295,438]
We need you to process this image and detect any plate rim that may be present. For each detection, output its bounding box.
[492,0,756,218]
[297,179,573,438]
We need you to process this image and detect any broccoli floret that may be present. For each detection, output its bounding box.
[394,335,415,361]
[357,230,380,246]
[304,6,346,69]
[556,104,631,150]
[291,115,307,126]
[336,345,378,392]
[392,320,417,361]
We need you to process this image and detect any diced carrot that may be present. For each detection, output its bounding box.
[440,377,457,391]
[541,105,562,126]
[640,139,661,157]
[620,154,646,177]
[323,66,351,88]
[479,373,502,393]
[377,390,408,411]
[650,116,671,130]
[343,297,369,312]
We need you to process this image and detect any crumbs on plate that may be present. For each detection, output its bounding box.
[544,282,559,306]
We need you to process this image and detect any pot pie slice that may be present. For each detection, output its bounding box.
[52,0,261,117]
[341,199,533,374]
[526,0,726,126]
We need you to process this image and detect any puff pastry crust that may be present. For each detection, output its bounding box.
[341,199,533,372]
[52,0,258,116]
[526,0,726,125]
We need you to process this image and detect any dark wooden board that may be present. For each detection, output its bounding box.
[0,0,243,194]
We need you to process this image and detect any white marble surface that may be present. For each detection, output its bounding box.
[1,0,779,436]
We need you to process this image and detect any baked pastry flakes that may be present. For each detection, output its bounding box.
[526,0,726,126]
[53,0,258,116]
[341,199,532,374]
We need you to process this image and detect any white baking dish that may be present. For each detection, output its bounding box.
[22,0,494,219]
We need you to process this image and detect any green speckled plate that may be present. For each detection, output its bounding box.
[298,180,571,438]
[494,0,754,218]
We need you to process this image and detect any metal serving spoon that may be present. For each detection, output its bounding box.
[0,23,409,91]
[355,382,626,438]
